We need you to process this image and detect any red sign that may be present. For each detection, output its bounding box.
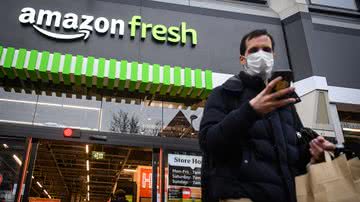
[136,166,168,201]
[0,174,3,186]
[182,188,191,199]
[139,167,152,198]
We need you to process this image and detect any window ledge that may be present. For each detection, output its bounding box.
[309,4,360,19]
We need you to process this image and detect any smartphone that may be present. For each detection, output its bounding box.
[269,70,301,103]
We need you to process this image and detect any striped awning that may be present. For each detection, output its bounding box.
[0,46,213,99]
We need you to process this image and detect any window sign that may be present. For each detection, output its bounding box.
[168,154,201,187]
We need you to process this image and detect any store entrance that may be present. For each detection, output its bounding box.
[0,123,202,202]
[28,139,154,202]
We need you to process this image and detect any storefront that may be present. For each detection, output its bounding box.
[1,0,360,202]
[338,111,360,156]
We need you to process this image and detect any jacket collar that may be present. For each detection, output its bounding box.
[222,71,266,93]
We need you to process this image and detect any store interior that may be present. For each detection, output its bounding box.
[29,140,152,202]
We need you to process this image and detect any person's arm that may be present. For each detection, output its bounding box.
[291,108,335,175]
[296,135,336,175]
[199,87,260,154]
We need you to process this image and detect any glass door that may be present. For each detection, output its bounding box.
[24,139,159,202]
[0,136,28,202]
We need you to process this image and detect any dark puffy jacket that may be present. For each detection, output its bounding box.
[199,72,311,202]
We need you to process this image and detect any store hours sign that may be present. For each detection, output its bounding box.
[168,154,202,187]
[18,7,198,45]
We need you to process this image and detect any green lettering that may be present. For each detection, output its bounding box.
[181,22,197,45]
[129,17,198,45]
[152,24,167,42]
[129,16,142,38]
[168,26,180,43]
[141,22,153,39]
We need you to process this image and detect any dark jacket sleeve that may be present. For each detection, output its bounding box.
[296,143,311,175]
[291,107,312,175]
[199,87,259,154]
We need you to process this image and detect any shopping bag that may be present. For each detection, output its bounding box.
[348,157,360,193]
[296,152,360,202]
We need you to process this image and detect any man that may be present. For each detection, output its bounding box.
[111,189,128,202]
[199,30,335,202]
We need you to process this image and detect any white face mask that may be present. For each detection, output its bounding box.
[243,50,274,80]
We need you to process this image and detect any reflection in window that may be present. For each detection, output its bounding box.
[0,88,37,124]
[0,87,101,130]
[109,108,162,136]
[101,99,204,138]
[110,109,140,133]
[161,110,194,138]
[34,93,101,130]
[102,100,163,136]
[0,87,206,138]
[161,102,204,139]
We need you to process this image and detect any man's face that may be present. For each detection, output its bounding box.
[240,35,274,65]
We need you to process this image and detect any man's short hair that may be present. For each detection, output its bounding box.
[240,29,275,56]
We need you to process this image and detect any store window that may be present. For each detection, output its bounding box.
[101,99,204,139]
[0,87,101,130]
[34,94,101,130]
[310,0,360,11]
[101,99,163,136]
[338,111,360,142]
[337,110,360,158]
[161,102,204,139]
[0,85,205,138]
[0,137,26,202]
[0,87,37,124]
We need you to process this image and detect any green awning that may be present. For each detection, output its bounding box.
[0,46,213,99]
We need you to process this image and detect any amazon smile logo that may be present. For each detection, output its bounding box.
[19,7,125,40]
[18,7,198,45]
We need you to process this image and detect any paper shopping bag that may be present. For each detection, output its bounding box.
[296,153,360,202]
[348,157,360,193]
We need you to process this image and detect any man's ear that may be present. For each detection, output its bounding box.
[240,55,246,65]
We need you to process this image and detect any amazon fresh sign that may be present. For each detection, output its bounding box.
[18,7,198,45]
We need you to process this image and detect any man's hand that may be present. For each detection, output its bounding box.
[309,136,336,163]
[249,76,296,115]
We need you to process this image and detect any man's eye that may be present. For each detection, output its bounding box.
[263,47,272,53]
[248,47,259,54]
